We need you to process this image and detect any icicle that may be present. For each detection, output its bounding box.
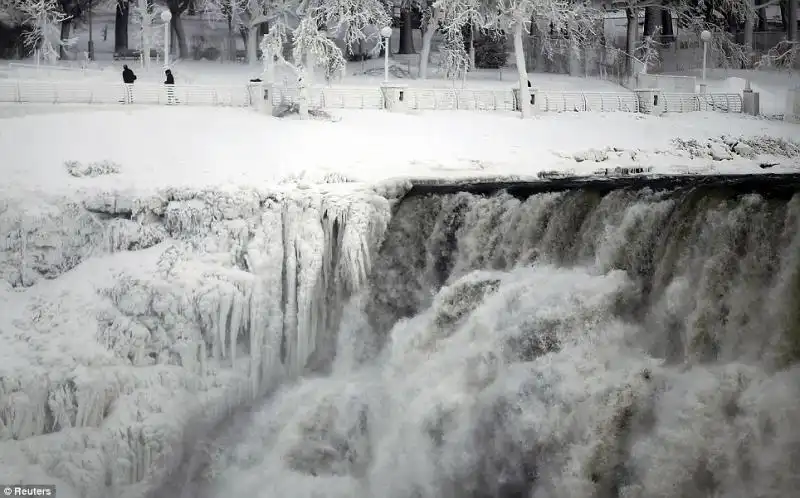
[217,288,231,360]
[229,288,243,369]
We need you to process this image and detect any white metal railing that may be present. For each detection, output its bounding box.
[272,86,517,112]
[0,78,745,115]
[7,62,106,73]
[0,79,252,107]
[534,91,640,113]
[658,93,743,113]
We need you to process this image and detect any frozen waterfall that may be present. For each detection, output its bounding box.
[2,182,800,498]
[0,186,392,498]
[194,186,800,498]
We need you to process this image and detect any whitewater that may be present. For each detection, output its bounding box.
[2,181,800,498]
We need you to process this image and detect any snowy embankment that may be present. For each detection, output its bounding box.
[0,105,799,497]
[1,106,799,194]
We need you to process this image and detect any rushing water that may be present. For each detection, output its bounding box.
[166,186,800,498]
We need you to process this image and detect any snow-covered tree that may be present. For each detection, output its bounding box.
[202,0,389,66]
[131,0,160,68]
[13,0,71,63]
[477,0,601,117]
[261,17,347,117]
[201,0,278,64]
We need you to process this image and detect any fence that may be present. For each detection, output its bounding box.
[531,91,640,112]
[272,86,518,112]
[0,79,252,106]
[636,92,743,113]
[0,78,744,116]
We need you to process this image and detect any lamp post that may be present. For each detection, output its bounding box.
[700,29,711,94]
[161,10,172,68]
[380,26,392,82]
[87,3,94,60]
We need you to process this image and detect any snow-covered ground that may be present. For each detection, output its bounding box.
[1,105,798,199]
[0,102,799,497]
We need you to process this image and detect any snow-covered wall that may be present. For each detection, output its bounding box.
[0,185,396,497]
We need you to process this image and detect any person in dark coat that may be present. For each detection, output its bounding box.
[122,65,136,84]
[164,69,176,104]
[527,79,534,105]
[121,65,136,104]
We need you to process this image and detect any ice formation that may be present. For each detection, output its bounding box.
[0,186,391,498]
[194,187,800,498]
[3,183,800,498]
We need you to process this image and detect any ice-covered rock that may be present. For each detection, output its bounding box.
[733,142,756,158]
[573,148,610,163]
[709,142,733,161]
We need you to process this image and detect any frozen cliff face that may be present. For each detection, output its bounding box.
[0,185,391,498]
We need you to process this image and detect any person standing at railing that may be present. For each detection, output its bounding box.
[164,69,176,104]
[121,65,137,104]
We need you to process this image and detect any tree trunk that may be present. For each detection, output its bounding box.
[661,5,674,40]
[247,23,259,65]
[115,0,129,52]
[789,0,798,41]
[744,0,755,54]
[170,13,188,58]
[780,0,789,31]
[643,6,660,37]
[138,0,152,69]
[419,9,440,79]
[625,8,638,76]
[398,8,414,54]
[227,6,235,61]
[469,21,476,70]
[59,20,71,59]
[512,20,530,118]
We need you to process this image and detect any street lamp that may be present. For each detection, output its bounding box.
[87,3,94,60]
[380,26,392,82]
[161,10,172,68]
[700,29,711,94]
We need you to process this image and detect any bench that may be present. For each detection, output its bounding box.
[113,49,162,61]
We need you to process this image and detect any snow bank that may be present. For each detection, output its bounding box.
[0,186,391,498]
[1,106,799,199]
